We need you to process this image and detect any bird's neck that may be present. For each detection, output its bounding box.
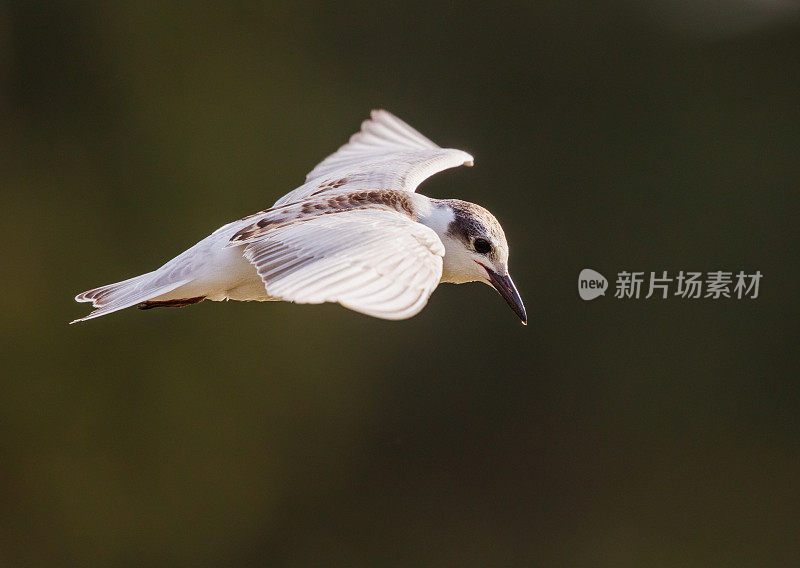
[414,198,469,283]
[413,197,455,237]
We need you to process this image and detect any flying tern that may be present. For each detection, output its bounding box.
[72,110,526,325]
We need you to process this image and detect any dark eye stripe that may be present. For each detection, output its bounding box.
[474,238,492,254]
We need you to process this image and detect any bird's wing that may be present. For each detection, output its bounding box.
[272,110,474,207]
[242,208,444,320]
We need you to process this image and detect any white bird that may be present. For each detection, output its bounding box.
[72,110,527,325]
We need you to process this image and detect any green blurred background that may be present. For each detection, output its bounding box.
[2,2,799,566]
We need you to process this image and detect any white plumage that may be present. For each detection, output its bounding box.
[243,209,444,320]
[274,110,473,207]
[73,110,527,325]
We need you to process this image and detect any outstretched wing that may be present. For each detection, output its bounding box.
[243,208,444,320]
[272,110,474,207]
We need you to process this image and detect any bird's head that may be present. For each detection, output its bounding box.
[431,199,527,325]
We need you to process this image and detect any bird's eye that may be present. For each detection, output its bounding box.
[474,238,492,254]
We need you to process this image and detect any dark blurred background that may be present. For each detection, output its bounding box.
[2,1,799,566]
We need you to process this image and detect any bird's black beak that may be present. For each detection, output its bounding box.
[485,267,527,325]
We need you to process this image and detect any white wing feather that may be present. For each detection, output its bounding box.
[272,110,473,207]
[243,208,444,320]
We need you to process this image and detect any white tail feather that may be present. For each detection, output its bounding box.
[71,273,191,324]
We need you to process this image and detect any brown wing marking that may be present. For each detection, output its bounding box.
[229,190,415,244]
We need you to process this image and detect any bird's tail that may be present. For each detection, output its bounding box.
[71,271,191,324]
